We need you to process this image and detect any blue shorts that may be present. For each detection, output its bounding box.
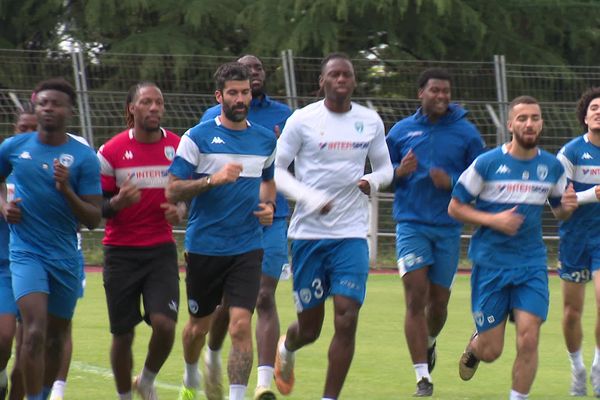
[77,249,86,298]
[395,222,461,288]
[0,263,17,315]
[290,238,369,312]
[10,251,81,319]
[470,264,549,332]
[557,234,600,283]
[262,217,289,280]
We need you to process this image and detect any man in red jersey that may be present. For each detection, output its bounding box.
[98,82,184,400]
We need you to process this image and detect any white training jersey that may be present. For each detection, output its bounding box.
[275,100,393,239]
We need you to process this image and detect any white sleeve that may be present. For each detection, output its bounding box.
[557,150,599,204]
[275,117,331,213]
[557,151,575,179]
[361,119,393,193]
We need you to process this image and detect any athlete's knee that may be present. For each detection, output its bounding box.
[517,330,539,358]
[478,341,503,362]
[0,328,15,352]
[151,314,176,337]
[22,324,45,356]
[228,315,252,343]
[255,288,276,315]
[334,308,359,336]
[45,332,65,362]
[563,304,583,327]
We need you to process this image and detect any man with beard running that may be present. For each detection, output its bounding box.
[169,62,276,400]
[449,96,578,400]
[197,54,292,400]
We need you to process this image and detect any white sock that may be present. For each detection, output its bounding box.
[594,347,600,367]
[183,362,200,389]
[118,391,132,400]
[229,384,247,400]
[50,380,66,397]
[322,398,336,400]
[568,349,585,371]
[256,365,274,389]
[509,389,528,399]
[0,369,7,386]
[205,347,222,366]
[139,366,157,388]
[279,339,295,362]
[413,363,431,382]
[427,336,436,348]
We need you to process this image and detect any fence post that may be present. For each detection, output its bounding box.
[281,49,298,110]
[369,191,379,268]
[493,54,509,144]
[71,46,94,146]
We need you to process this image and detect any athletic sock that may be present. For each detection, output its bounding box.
[509,389,528,399]
[118,391,132,400]
[413,363,431,382]
[206,347,222,366]
[229,384,247,400]
[41,386,51,399]
[427,336,437,348]
[568,349,585,372]
[594,347,600,367]
[256,365,274,389]
[0,369,7,387]
[183,362,200,388]
[50,380,66,397]
[279,340,295,363]
[139,366,157,388]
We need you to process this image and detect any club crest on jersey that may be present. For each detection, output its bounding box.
[536,164,548,181]
[522,170,529,180]
[59,153,74,167]
[164,146,175,161]
[354,121,364,134]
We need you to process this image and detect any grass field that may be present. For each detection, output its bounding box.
[10,272,598,399]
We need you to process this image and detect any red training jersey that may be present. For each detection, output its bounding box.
[98,128,180,247]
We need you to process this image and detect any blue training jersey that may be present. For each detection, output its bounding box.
[200,95,292,218]
[169,118,277,256]
[557,134,600,236]
[0,133,101,259]
[386,103,485,226]
[0,219,8,267]
[452,144,565,269]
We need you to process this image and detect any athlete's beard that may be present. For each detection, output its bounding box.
[223,103,249,123]
[514,131,539,150]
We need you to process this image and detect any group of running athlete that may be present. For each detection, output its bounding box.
[0,52,599,400]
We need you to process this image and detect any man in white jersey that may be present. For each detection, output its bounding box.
[273,53,393,400]
[449,96,577,400]
[556,87,600,396]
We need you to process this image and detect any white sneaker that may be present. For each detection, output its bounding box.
[203,352,223,400]
[570,368,587,396]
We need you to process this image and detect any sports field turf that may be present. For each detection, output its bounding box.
[10,272,596,399]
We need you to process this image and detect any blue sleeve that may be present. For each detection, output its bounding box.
[168,156,196,180]
[262,163,274,180]
[77,151,102,195]
[451,182,475,204]
[199,105,221,124]
[386,125,402,171]
[0,137,14,179]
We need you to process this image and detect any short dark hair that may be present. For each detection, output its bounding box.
[576,87,600,129]
[125,81,160,128]
[508,95,539,116]
[320,52,352,74]
[14,102,35,124]
[33,78,76,105]
[214,62,250,91]
[417,68,452,89]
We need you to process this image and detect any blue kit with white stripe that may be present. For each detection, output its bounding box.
[557,134,600,280]
[386,103,485,226]
[0,133,101,259]
[169,118,277,256]
[201,95,292,219]
[452,144,565,270]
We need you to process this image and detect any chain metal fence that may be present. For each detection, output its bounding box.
[1,49,598,268]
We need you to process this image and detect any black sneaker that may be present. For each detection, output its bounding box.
[413,377,433,397]
[427,341,437,373]
[459,332,480,381]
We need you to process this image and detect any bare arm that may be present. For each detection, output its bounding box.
[54,160,101,229]
[254,178,276,226]
[166,162,243,203]
[551,182,578,221]
[448,197,524,236]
